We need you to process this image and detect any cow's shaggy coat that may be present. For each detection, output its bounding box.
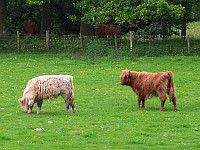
[120,70,177,111]
[95,24,121,37]
[23,22,37,36]
[18,75,75,114]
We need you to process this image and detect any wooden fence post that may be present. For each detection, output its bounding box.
[80,33,84,51]
[130,31,133,51]
[115,34,117,50]
[46,30,50,52]
[148,34,151,50]
[17,31,20,52]
[187,35,190,55]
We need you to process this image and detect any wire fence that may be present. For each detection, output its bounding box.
[0,32,200,59]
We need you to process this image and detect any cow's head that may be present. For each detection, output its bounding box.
[18,98,28,112]
[120,70,131,86]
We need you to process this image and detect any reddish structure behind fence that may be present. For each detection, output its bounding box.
[95,24,121,37]
[23,22,37,36]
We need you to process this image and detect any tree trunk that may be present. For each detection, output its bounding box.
[181,19,187,38]
[41,2,52,37]
[180,13,187,38]
[80,11,93,36]
[52,2,79,34]
[162,20,167,39]
[0,0,6,40]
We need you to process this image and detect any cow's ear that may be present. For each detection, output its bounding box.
[128,70,131,77]
[122,70,126,78]
[18,99,23,103]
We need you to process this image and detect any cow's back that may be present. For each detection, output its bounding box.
[23,22,37,36]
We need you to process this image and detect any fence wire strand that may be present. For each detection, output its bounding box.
[0,34,199,59]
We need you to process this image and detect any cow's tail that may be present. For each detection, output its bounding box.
[69,78,76,113]
[168,72,177,102]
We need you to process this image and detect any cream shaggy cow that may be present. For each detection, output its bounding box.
[120,70,177,111]
[18,75,76,114]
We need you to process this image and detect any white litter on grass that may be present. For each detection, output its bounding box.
[94,89,101,91]
[1,108,4,110]
[48,121,53,124]
[34,128,44,131]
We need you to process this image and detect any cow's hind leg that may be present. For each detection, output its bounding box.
[61,92,76,113]
[172,97,177,111]
[158,93,167,111]
[61,94,70,113]
[69,91,76,113]
[28,100,34,114]
[70,100,76,113]
[37,100,43,114]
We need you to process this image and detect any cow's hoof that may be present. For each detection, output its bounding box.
[174,106,177,111]
[73,108,76,113]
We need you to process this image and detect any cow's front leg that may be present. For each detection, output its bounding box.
[137,95,144,109]
[37,100,43,114]
[28,100,34,114]
[137,98,141,108]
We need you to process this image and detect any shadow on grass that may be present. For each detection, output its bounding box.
[17,110,76,116]
[135,106,178,112]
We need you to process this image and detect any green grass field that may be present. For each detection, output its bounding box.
[0,53,200,149]
[187,21,200,36]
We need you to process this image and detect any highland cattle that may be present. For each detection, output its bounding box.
[120,70,177,111]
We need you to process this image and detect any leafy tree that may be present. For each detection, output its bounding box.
[26,0,80,36]
[167,0,200,37]
[76,0,186,36]
[76,0,141,26]
[6,0,41,34]
[135,0,185,37]
[0,0,6,39]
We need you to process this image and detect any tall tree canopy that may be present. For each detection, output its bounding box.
[4,0,80,35]
[1,0,199,38]
[26,0,80,35]
[134,0,185,36]
[6,0,41,34]
[76,0,200,36]
[0,0,7,39]
[167,0,200,36]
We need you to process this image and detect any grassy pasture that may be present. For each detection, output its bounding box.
[187,21,200,37]
[0,53,200,149]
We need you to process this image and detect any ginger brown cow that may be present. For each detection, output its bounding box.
[18,75,76,114]
[23,22,37,36]
[120,70,177,111]
[95,24,121,37]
